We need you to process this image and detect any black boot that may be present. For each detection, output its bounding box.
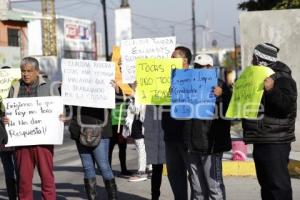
[104,179,118,200]
[84,178,97,200]
[5,178,17,200]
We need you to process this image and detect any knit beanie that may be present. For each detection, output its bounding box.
[253,43,280,64]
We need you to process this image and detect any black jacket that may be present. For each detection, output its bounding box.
[161,103,186,142]
[68,106,112,140]
[182,80,232,154]
[242,61,297,144]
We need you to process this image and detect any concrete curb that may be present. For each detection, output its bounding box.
[162,160,300,177]
[223,161,256,176]
[288,159,300,177]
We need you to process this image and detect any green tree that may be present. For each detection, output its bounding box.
[238,0,300,11]
[274,0,300,9]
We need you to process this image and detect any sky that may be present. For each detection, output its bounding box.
[11,0,245,52]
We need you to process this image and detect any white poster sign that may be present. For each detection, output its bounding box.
[0,68,21,98]
[61,59,115,108]
[120,36,176,83]
[4,96,64,147]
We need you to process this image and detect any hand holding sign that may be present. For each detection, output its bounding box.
[62,59,116,109]
[225,65,274,119]
[171,68,219,119]
[4,96,64,147]
[120,37,176,83]
[136,58,182,105]
[264,77,274,91]
[214,86,223,97]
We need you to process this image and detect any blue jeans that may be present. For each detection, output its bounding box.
[0,151,16,179]
[76,139,114,181]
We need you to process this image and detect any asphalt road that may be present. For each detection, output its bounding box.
[1,132,300,200]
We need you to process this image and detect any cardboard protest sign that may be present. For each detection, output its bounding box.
[111,46,134,95]
[171,68,218,119]
[120,36,176,83]
[0,68,21,98]
[4,96,64,147]
[225,65,274,119]
[61,59,115,108]
[136,58,182,105]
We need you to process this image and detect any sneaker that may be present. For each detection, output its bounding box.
[120,170,133,178]
[128,171,147,182]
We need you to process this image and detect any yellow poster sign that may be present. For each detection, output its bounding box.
[0,68,21,98]
[225,65,274,119]
[136,58,182,105]
[111,46,133,95]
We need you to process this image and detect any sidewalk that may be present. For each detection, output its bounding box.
[225,122,300,177]
[221,145,300,177]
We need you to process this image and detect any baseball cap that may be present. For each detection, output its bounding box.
[194,54,214,67]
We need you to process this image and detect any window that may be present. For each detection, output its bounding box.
[7,28,20,47]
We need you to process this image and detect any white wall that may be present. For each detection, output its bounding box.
[240,9,300,151]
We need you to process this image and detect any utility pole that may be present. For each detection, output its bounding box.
[41,0,57,56]
[192,0,196,56]
[101,0,109,61]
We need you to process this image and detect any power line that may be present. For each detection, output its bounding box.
[56,1,83,10]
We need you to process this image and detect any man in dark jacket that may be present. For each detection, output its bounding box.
[242,43,297,200]
[183,54,232,200]
[161,46,192,200]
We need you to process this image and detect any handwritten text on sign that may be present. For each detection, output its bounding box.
[171,69,218,119]
[225,65,274,119]
[0,68,21,98]
[62,59,115,108]
[136,58,182,105]
[4,96,64,147]
[120,36,176,83]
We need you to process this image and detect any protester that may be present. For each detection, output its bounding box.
[3,57,61,199]
[183,54,232,200]
[0,65,18,200]
[161,46,193,200]
[143,105,166,200]
[68,80,119,199]
[109,91,131,176]
[242,43,297,200]
[125,82,151,182]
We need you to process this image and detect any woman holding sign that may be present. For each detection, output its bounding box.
[68,80,119,200]
[68,107,117,200]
